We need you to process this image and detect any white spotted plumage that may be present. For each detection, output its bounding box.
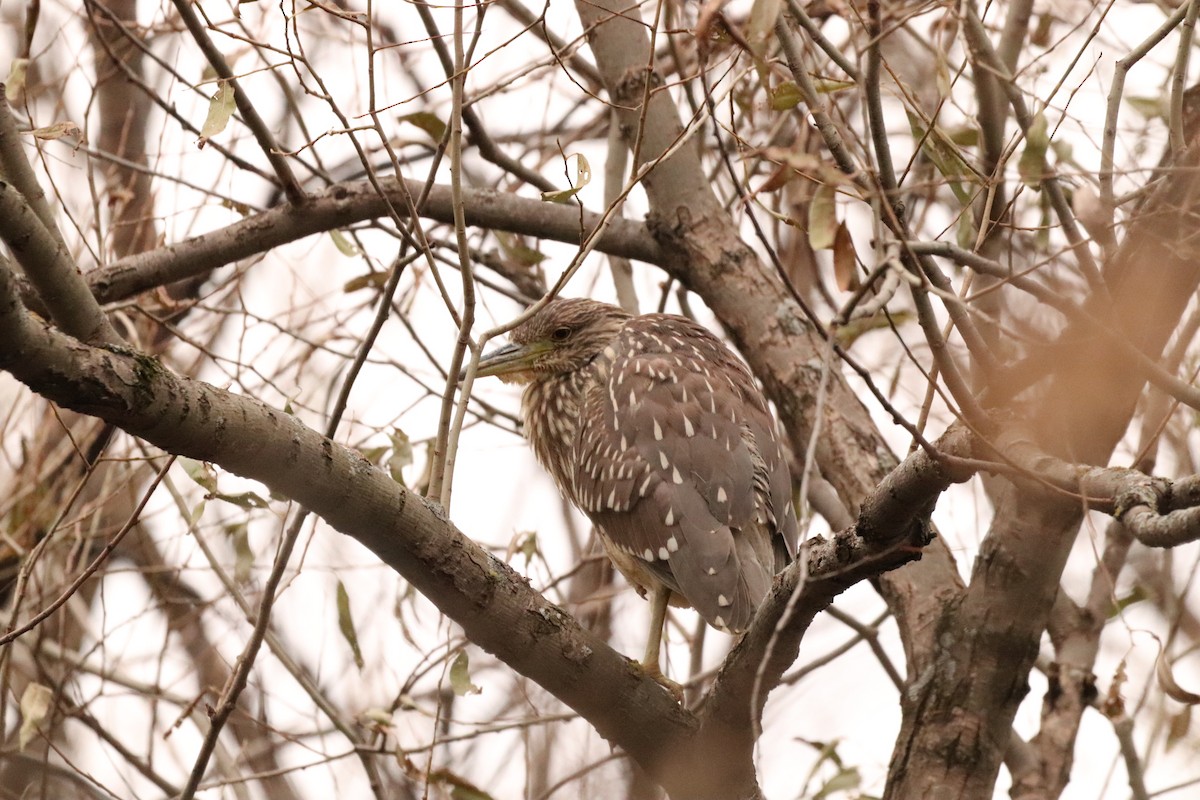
[499,298,798,635]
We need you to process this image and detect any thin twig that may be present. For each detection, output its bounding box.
[1101,2,1190,216]
[1168,0,1200,153]
[170,0,306,204]
[0,456,175,647]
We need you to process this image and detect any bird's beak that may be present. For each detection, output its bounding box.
[461,341,551,384]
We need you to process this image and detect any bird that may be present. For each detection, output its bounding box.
[473,297,798,692]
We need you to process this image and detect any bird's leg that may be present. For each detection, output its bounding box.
[638,586,683,701]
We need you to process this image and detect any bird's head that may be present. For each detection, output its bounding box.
[473,298,630,385]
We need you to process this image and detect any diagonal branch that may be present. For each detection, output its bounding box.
[693,425,976,793]
[0,251,700,789]
[0,182,122,345]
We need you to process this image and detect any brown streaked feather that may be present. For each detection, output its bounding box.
[511,299,798,633]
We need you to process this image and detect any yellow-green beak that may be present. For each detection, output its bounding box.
[463,340,552,382]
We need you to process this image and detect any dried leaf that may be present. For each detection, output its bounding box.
[19,683,52,751]
[770,81,803,111]
[398,111,447,144]
[831,222,858,291]
[7,58,29,99]
[808,183,837,250]
[756,163,795,195]
[30,121,80,141]
[1156,648,1200,705]
[1018,113,1050,186]
[198,81,235,146]
[1031,13,1054,47]
[219,197,253,216]
[343,272,389,292]
[540,153,591,203]
[330,229,361,257]
[450,650,482,696]
[426,767,496,800]
[180,457,218,493]
[388,429,413,486]
[746,0,784,57]
[229,522,253,584]
[337,579,365,670]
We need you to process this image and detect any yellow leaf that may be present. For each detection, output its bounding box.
[180,457,218,493]
[387,428,413,486]
[398,111,447,145]
[1018,113,1050,186]
[808,183,837,250]
[541,153,591,203]
[746,0,784,56]
[337,580,365,670]
[770,81,803,111]
[450,650,482,696]
[7,58,29,99]
[198,81,236,145]
[330,229,361,256]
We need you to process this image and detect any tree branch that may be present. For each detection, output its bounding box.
[0,252,704,789]
[170,0,306,204]
[0,181,122,345]
[53,176,663,313]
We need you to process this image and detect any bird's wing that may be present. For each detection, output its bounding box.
[571,317,792,632]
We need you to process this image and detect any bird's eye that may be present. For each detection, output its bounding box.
[551,326,572,341]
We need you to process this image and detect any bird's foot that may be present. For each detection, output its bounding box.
[635,661,684,703]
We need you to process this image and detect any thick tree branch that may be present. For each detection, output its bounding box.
[0,248,995,799]
[0,87,67,251]
[0,181,122,345]
[47,177,662,313]
[0,217,976,800]
[884,62,1200,800]
[572,2,973,782]
[691,428,976,795]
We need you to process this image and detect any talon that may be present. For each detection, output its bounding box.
[635,660,684,703]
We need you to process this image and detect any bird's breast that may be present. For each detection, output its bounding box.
[522,373,588,494]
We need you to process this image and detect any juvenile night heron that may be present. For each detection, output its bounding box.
[474,298,798,689]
